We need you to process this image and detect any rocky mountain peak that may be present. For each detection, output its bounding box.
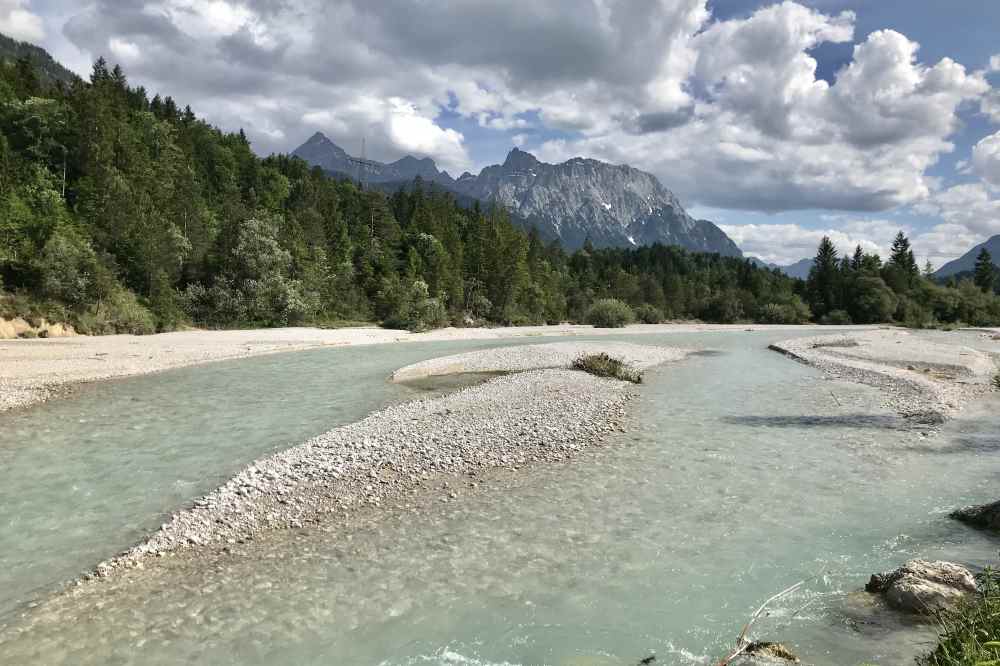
[502,147,541,172]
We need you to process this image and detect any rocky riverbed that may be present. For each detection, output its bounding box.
[770,329,998,426]
[90,341,688,578]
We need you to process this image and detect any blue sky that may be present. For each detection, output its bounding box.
[2,0,999,265]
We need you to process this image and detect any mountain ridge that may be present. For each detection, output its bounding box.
[934,235,1000,278]
[292,134,741,256]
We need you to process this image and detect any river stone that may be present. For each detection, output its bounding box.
[737,642,800,664]
[950,500,1000,531]
[865,559,977,614]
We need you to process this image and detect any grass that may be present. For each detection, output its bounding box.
[993,373,1000,391]
[922,567,1000,666]
[571,353,643,383]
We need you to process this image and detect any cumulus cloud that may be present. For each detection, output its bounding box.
[973,131,1000,187]
[720,219,902,265]
[0,0,44,41]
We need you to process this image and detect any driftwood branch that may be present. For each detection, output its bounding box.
[715,581,806,666]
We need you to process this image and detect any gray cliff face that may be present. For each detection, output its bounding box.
[454,148,741,255]
[292,135,741,256]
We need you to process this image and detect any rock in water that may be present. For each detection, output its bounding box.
[950,500,1000,531]
[866,559,977,614]
[739,642,800,663]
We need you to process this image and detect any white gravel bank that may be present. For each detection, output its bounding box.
[770,329,998,424]
[391,341,688,381]
[91,342,688,576]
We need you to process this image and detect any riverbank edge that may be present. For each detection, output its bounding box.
[0,323,872,414]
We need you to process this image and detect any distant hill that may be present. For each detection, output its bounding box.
[779,258,814,280]
[0,32,79,88]
[934,235,1000,278]
[748,256,811,279]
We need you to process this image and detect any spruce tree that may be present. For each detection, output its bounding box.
[974,247,996,293]
[807,236,841,317]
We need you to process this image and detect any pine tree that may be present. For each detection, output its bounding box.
[851,244,863,271]
[889,231,918,278]
[807,236,841,317]
[974,247,996,293]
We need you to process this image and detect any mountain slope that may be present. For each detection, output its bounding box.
[934,235,1000,278]
[453,148,741,255]
[292,133,454,186]
[291,135,741,256]
[0,32,79,88]
[779,258,814,280]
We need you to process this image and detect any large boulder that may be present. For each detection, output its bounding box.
[866,559,977,614]
[950,500,1000,531]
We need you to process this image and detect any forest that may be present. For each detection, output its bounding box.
[1,51,998,334]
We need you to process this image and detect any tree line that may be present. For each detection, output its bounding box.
[805,232,1000,327]
[1,53,998,333]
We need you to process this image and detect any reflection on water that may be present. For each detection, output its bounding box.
[1,330,999,666]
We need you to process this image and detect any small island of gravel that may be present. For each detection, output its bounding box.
[770,329,998,425]
[92,341,689,577]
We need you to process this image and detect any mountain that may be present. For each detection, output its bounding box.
[291,132,454,186]
[934,235,1000,278]
[451,147,741,255]
[777,258,814,280]
[748,257,780,270]
[292,136,741,256]
[0,32,79,88]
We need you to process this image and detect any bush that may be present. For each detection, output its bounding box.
[380,279,450,332]
[585,298,634,328]
[758,296,812,324]
[820,309,852,325]
[922,567,1000,666]
[572,353,642,383]
[634,303,664,324]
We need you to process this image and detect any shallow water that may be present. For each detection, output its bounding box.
[2,330,1000,665]
[0,338,534,619]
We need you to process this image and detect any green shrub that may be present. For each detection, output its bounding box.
[820,309,852,325]
[758,297,812,324]
[585,298,634,328]
[922,567,1000,666]
[634,303,664,324]
[572,353,642,383]
[380,279,449,332]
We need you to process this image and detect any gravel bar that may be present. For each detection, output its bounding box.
[770,329,997,425]
[91,342,688,577]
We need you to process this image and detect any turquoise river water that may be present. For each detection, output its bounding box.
[1,330,999,665]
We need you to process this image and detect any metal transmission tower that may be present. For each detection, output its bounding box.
[345,138,380,249]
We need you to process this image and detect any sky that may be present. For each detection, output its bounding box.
[2,1,1000,267]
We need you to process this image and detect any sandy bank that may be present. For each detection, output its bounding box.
[91,341,689,577]
[0,322,851,413]
[770,329,998,424]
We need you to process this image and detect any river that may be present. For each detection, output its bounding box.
[1,330,998,665]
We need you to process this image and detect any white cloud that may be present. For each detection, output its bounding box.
[385,98,469,172]
[990,54,1000,72]
[0,0,44,42]
[973,130,1000,187]
[108,37,141,63]
[720,219,901,265]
